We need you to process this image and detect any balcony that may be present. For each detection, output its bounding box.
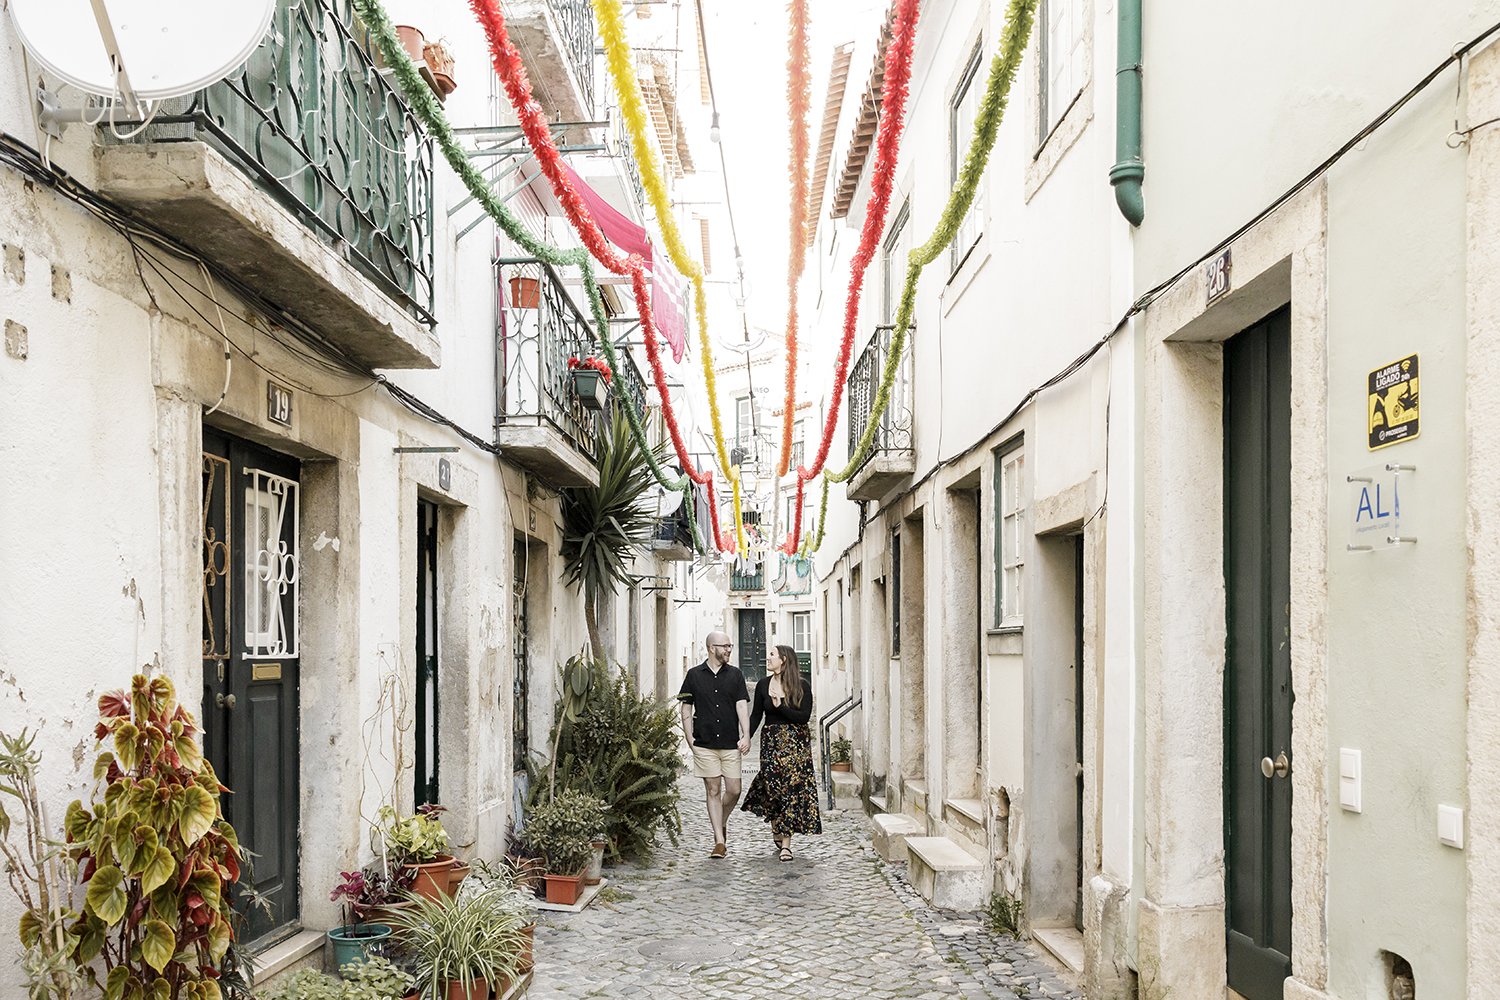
[651,503,695,562]
[846,324,915,501]
[496,259,604,488]
[731,565,765,592]
[95,0,438,370]
[503,0,597,121]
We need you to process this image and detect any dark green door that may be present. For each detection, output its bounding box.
[1223,309,1294,998]
[415,500,440,807]
[202,429,302,946]
[738,609,767,684]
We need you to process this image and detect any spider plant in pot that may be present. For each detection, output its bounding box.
[326,871,393,971]
[459,857,543,973]
[385,887,528,1000]
[375,804,454,900]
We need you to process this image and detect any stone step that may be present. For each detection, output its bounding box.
[905,836,988,911]
[870,812,923,863]
[831,770,862,810]
[869,793,889,813]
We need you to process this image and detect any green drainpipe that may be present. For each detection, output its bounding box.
[1110,0,1144,226]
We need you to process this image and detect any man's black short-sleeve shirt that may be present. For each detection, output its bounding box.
[677,661,750,749]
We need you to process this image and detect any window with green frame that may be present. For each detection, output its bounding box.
[993,438,1026,628]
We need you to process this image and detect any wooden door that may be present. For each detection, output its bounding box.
[414,499,440,807]
[1223,308,1294,998]
[738,609,767,684]
[202,429,302,946]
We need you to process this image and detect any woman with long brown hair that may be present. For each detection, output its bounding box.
[741,644,822,860]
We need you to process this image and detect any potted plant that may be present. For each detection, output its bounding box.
[423,38,457,96]
[523,790,607,905]
[567,356,612,411]
[375,804,454,900]
[584,836,607,886]
[327,871,394,971]
[385,888,529,1000]
[446,857,473,897]
[830,735,853,772]
[62,676,243,1000]
[508,274,541,309]
[348,865,419,926]
[459,856,543,974]
[263,957,417,1000]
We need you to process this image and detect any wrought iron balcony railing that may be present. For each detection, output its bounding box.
[848,324,914,472]
[731,566,765,592]
[496,258,603,463]
[614,343,649,425]
[552,0,598,118]
[110,0,435,325]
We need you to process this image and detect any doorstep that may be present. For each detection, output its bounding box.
[534,878,608,914]
[252,928,324,982]
[1032,926,1085,974]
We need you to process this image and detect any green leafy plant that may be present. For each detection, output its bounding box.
[262,957,414,1000]
[830,735,853,765]
[0,728,87,1000]
[522,790,606,875]
[986,890,1023,936]
[372,805,451,866]
[537,661,682,861]
[63,675,242,1000]
[561,403,664,660]
[457,856,541,921]
[383,889,528,996]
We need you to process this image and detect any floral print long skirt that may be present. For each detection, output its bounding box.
[741,723,823,837]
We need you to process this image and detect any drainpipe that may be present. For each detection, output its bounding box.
[1110,0,1145,226]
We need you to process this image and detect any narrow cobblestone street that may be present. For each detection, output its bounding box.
[529,767,1085,999]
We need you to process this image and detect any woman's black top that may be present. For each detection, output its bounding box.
[749,676,813,736]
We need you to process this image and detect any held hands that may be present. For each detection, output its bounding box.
[738,736,750,754]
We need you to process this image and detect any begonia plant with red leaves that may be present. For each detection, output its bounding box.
[567,355,613,385]
[64,674,242,1000]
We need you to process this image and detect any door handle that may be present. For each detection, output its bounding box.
[217,693,237,710]
[1260,751,1289,779]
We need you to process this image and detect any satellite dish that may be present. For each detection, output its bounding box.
[10,0,275,103]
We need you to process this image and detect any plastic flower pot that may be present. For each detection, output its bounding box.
[571,368,608,411]
[444,976,489,1000]
[543,871,584,905]
[508,275,540,309]
[326,923,392,971]
[584,841,606,885]
[445,859,472,897]
[406,854,456,901]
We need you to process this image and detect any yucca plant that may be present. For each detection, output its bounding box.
[383,888,528,1000]
[561,402,664,661]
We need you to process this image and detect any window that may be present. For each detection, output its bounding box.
[951,44,985,273]
[697,215,713,273]
[822,589,831,655]
[837,583,845,654]
[1039,0,1087,144]
[994,441,1026,627]
[791,611,812,674]
[891,527,902,654]
[882,201,910,324]
[736,396,754,449]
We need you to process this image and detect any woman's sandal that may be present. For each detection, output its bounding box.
[778,846,793,863]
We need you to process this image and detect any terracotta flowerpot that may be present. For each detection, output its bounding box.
[423,41,455,78]
[395,25,426,63]
[444,977,489,1000]
[354,899,418,926]
[508,275,540,309]
[584,841,606,885]
[446,860,472,897]
[831,761,852,772]
[407,854,456,901]
[518,922,536,973]
[543,871,584,906]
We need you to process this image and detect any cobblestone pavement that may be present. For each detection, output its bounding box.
[529,769,1085,999]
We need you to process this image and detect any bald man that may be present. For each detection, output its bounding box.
[677,630,751,858]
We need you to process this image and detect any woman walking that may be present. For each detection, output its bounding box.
[741,644,822,860]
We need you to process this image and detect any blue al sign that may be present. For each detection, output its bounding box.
[1347,464,1414,550]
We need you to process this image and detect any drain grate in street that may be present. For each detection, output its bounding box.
[638,937,739,962]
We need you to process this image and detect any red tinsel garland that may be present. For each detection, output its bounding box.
[782,0,921,553]
[470,0,733,552]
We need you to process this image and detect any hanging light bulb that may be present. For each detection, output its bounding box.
[710,111,722,143]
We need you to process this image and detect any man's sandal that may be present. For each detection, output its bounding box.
[710,842,727,859]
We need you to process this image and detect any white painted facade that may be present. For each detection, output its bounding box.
[805,1,1500,998]
[0,0,716,986]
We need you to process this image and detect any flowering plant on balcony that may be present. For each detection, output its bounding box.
[567,355,613,385]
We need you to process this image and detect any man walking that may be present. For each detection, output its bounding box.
[678,630,750,858]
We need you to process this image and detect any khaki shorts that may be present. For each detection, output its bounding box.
[691,745,743,780]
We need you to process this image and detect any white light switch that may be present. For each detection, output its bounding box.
[1338,748,1362,813]
[1439,805,1465,849]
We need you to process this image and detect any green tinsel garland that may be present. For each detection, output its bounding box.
[805,0,1038,554]
[350,0,706,552]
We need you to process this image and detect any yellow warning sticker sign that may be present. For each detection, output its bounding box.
[1368,354,1419,450]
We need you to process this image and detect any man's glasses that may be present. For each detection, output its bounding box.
[711,643,733,651]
